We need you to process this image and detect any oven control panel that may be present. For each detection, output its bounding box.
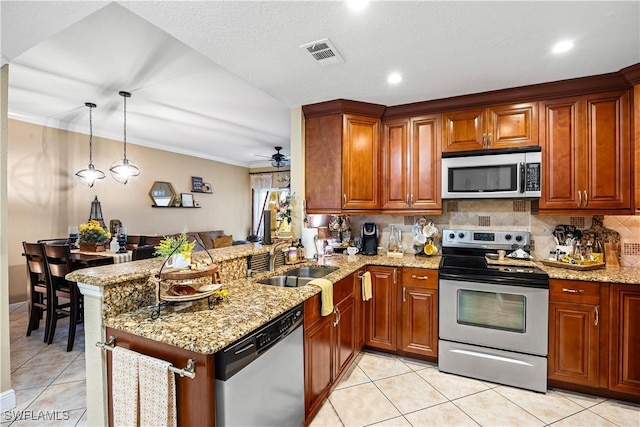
[442,229,530,249]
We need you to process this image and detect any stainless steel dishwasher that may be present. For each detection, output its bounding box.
[214,303,304,426]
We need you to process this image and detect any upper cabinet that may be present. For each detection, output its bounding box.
[442,103,538,152]
[342,115,381,210]
[303,100,385,214]
[538,91,630,213]
[381,115,441,212]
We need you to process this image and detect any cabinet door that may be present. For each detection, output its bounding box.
[305,114,343,213]
[381,119,410,210]
[399,285,438,357]
[582,91,630,210]
[304,307,334,415]
[410,115,442,211]
[365,266,397,351]
[609,285,640,395]
[342,115,380,210]
[539,97,582,209]
[442,108,485,152]
[548,301,599,387]
[334,297,356,378]
[488,103,538,149]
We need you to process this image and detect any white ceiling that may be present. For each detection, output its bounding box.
[2,1,639,168]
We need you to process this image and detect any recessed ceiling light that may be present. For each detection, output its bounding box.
[388,72,402,84]
[348,0,369,11]
[552,40,574,54]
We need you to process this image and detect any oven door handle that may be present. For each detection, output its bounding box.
[439,272,549,288]
[520,162,525,194]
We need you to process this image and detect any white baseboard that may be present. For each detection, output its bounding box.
[0,388,16,412]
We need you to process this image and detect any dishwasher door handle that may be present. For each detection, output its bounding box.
[234,343,255,355]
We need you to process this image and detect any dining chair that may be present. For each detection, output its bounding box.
[142,235,163,246]
[125,235,143,250]
[41,243,82,351]
[131,245,158,261]
[22,241,50,341]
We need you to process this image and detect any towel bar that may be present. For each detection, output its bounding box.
[96,335,196,379]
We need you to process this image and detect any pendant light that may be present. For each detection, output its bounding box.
[110,91,140,184]
[75,102,105,187]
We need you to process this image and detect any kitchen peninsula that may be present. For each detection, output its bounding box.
[68,243,640,426]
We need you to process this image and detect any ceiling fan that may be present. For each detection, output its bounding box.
[256,146,291,168]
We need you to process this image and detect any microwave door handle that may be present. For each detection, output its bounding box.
[519,162,525,193]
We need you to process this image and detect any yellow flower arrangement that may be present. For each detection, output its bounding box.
[154,228,196,258]
[78,220,111,243]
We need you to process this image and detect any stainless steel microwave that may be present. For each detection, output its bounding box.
[441,148,542,199]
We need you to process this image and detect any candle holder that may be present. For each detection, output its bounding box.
[116,226,128,253]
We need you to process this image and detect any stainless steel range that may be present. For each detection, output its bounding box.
[438,229,549,393]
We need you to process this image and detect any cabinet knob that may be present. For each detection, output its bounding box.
[343,193,347,205]
[583,190,588,207]
[562,288,585,294]
[578,191,582,207]
[594,306,599,326]
[411,275,429,280]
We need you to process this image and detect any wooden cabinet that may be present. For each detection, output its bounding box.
[539,91,631,213]
[399,268,438,358]
[442,103,538,152]
[548,280,601,388]
[304,109,382,213]
[364,266,439,359]
[381,115,441,212]
[365,266,398,351]
[342,115,381,210]
[609,284,640,395]
[105,327,215,426]
[304,114,343,213]
[304,273,358,418]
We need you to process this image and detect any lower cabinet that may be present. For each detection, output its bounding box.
[104,327,215,426]
[399,268,439,358]
[365,266,439,359]
[609,284,640,395]
[304,273,358,418]
[548,280,640,401]
[548,279,601,388]
[365,266,398,351]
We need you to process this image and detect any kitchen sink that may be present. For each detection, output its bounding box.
[256,266,339,287]
[283,266,339,278]
[257,275,315,287]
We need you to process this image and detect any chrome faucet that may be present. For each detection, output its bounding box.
[269,241,291,271]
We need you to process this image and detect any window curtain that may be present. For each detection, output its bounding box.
[251,174,273,237]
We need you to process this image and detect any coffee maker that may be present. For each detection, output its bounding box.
[361,223,378,255]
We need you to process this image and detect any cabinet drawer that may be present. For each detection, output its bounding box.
[549,279,600,304]
[334,276,355,304]
[402,268,438,289]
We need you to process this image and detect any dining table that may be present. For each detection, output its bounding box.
[70,249,132,269]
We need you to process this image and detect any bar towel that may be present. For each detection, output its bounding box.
[139,354,177,427]
[362,271,372,301]
[112,347,139,427]
[309,278,334,316]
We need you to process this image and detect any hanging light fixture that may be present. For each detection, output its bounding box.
[75,102,105,187]
[110,91,140,184]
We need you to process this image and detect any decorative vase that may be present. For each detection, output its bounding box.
[166,253,191,269]
[79,242,106,252]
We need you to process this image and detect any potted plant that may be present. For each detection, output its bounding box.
[78,220,111,252]
[154,228,196,269]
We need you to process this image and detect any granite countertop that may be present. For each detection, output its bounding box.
[103,253,441,354]
[66,242,270,286]
[100,248,639,356]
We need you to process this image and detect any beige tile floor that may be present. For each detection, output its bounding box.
[310,352,640,427]
[5,302,87,426]
[6,302,640,427]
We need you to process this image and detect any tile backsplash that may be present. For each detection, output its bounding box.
[339,201,640,267]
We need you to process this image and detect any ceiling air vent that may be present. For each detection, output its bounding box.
[300,38,345,66]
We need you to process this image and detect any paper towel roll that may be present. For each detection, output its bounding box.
[301,228,319,259]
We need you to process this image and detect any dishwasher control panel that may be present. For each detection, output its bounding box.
[256,306,303,351]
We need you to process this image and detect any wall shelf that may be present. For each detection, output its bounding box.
[151,206,201,209]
